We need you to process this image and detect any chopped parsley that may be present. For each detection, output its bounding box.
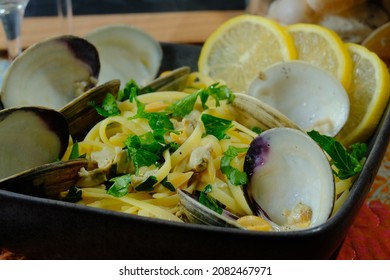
[166,83,234,117]
[89,93,121,117]
[135,176,158,192]
[201,114,233,140]
[221,146,248,186]
[161,177,176,192]
[124,134,161,173]
[198,185,223,214]
[167,92,199,117]
[307,130,367,180]
[107,174,132,197]
[199,83,235,109]
[62,186,82,202]
[117,80,141,101]
[68,141,86,159]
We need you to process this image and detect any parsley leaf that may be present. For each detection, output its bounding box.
[198,185,223,214]
[221,146,248,185]
[62,186,82,202]
[118,80,141,101]
[307,130,366,180]
[69,142,80,160]
[125,145,160,173]
[166,83,235,118]
[107,174,132,197]
[90,93,121,117]
[201,114,233,140]
[68,141,86,159]
[161,177,176,192]
[135,176,158,191]
[166,92,198,117]
[199,83,235,109]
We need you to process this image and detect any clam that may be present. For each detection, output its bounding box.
[230,92,301,131]
[178,189,245,229]
[0,107,70,180]
[59,79,121,140]
[247,61,350,137]
[178,94,335,231]
[60,66,190,140]
[0,35,100,110]
[84,24,163,88]
[243,128,335,230]
[0,159,89,198]
[0,67,192,197]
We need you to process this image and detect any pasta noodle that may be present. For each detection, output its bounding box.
[61,71,355,230]
[61,72,258,223]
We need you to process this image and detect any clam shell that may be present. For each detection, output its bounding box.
[0,159,89,198]
[60,79,121,140]
[85,24,163,88]
[230,93,301,130]
[0,35,100,110]
[0,107,69,180]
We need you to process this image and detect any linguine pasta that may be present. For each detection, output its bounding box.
[61,72,353,229]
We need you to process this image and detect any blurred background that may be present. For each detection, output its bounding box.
[25,0,247,16]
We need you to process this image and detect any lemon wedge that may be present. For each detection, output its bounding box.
[198,14,297,92]
[336,43,390,147]
[287,23,353,90]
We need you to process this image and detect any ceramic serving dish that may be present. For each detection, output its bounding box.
[0,43,389,260]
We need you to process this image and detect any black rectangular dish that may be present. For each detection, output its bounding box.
[0,43,389,260]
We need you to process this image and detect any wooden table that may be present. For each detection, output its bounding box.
[0,10,389,260]
[0,10,243,50]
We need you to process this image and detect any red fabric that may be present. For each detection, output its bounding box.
[336,144,390,260]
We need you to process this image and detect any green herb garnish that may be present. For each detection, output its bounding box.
[107,174,132,197]
[307,130,367,180]
[166,83,235,117]
[198,185,223,214]
[90,93,121,117]
[167,92,199,117]
[201,114,233,140]
[221,146,248,185]
[199,83,235,109]
[62,186,82,202]
[161,177,176,192]
[135,176,158,192]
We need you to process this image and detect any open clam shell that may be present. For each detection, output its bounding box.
[178,190,244,229]
[179,94,335,231]
[0,107,70,180]
[59,79,121,140]
[0,35,100,110]
[230,92,301,131]
[59,67,190,140]
[244,127,335,230]
[0,159,89,198]
[247,61,350,137]
[85,24,163,88]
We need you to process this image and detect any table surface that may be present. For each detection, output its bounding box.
[0,10,243,50]
[0,10,389,260]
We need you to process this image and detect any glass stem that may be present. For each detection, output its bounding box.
[57,0,73,33]
[0,3,27,61]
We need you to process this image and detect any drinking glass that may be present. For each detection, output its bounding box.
[0,0,29,61]
[57,0,72,34]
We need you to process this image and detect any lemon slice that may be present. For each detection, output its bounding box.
[287,23,353,90]
[362,21,390,66]
[198,15,297,93]
[336,43,390,147]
